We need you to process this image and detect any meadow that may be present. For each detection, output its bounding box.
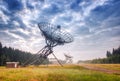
[0,64,120,81]
[80,64,120,71]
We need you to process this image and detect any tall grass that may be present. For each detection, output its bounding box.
[0,65,120,81]
[80,64,120,71]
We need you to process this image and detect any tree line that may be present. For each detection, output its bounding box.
[0,42,48,66]
[91,46,120,64]
[78,46,120,64]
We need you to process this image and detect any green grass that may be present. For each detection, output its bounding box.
[80,64,120,71]
[0,65,120,81]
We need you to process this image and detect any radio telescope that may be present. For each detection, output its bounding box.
[23,22,73,66]
[64,53,73,64]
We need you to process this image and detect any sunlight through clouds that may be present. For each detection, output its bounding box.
[0,0,120,62]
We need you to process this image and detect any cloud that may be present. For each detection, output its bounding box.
[0,0,120,62]
[3,0,23,12]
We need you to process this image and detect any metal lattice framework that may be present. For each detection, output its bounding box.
[23,22,73,66]
[38,22,73,46]
[64,53,73,64]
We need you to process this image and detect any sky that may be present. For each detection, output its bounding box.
[0,0,120,62]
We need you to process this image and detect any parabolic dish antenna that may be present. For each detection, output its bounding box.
[64,53,73,64]
[23,22,73,66]
[38,22,73,46]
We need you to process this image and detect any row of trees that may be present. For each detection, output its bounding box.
[77,46,120,64]
[0,42,48,66]
[91,46,120,64]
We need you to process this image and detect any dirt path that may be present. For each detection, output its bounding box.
[79,64,120,75]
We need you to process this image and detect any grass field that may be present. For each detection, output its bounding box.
[80,64,120,71]
[0,64,120,81]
